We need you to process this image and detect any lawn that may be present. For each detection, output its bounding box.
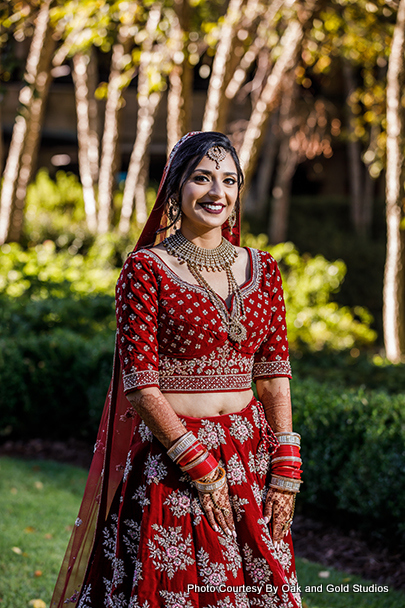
[1,456,404,608]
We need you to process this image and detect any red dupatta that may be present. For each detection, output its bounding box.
[50,131,241,607]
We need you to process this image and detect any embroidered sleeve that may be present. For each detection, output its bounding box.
[115,251,160,393]
[252,254,292,381]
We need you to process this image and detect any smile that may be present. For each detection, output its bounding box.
[198,202,225,214]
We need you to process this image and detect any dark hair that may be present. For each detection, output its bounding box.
[162,131,244,229]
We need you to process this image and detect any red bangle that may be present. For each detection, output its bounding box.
[183,452,218,481]
[272,466,302,479]
[177,443,205,467]
[274,445,300,456]
[272,461,301,470]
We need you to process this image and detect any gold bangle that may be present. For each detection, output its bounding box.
[194,466,226,493]
[270,474,302,493]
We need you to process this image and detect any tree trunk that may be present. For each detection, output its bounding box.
[202,0,246,132]
[244,111,280,217]
[167,1,193,153]
[72,52,98,233]
[343,60,367,236]
[0,0,55,244]
[383,0,405,363]
[225,0,286,102]
[87,48,100,184]
[119,7,162,234]
[268,136,298,243]
[97,41,128,234]
[238,0,319,186]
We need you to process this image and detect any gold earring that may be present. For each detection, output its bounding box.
[228,207,237,230]
[168,198,180,223]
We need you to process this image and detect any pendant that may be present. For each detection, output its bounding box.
[228,318,247,343]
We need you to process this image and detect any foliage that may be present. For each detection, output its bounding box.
[0,328,114,440]
[291,350,405,395]
[242,234,377,352]
[292,378,405,544]
[2,456,404,608]
[0,239,122,299]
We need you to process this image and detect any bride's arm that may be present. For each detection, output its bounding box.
[256,377,297,543]
[125,386,188,448]
[256,377,292,433]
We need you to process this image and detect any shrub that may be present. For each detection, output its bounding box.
[292,378,405,543]
[0,329,114,440]
[242,235,377,352]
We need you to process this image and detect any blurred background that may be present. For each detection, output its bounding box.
[1,1,405,605]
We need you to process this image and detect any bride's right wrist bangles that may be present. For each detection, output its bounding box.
[167,431,226,490]
[270,431,303,494]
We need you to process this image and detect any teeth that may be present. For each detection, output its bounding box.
[201,203,223,211]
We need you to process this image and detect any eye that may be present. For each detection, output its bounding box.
[224,177,237,185]
[193,174,209,183]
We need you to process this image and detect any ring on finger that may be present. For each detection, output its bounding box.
[222,508,230,517]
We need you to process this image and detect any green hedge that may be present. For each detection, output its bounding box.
[292,378,405,543]
[0,328,114,440]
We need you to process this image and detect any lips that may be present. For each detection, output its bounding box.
[197,202,225,214]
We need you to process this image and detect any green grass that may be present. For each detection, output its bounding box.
[0,456,87,607]
[1,456,404,608]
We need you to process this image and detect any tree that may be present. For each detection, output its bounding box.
[0,0,56,244]
[383,0,405,363]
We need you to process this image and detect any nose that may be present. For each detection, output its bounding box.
[208,177,224,200]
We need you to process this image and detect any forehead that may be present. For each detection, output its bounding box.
[192,152,238,174]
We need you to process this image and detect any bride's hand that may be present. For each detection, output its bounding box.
[264,487,295,542]
[197,469,236,537]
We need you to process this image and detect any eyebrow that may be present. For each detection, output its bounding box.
[192,169,238,177]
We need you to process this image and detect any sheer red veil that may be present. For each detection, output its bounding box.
[50,131,242,607]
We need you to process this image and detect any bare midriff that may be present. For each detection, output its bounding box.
[163,388,255,418]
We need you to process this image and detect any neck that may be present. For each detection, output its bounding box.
[180,224,223,249]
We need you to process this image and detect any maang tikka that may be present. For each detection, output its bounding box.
[206,145,227,169]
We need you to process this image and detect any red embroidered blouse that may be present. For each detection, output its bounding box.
[115,248,291,394]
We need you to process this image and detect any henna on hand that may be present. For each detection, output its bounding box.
[126,387,188,448]
[198,469,236,537]
[264,487,295,541]
[257,378,293,433]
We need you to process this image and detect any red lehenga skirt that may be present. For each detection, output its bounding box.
[76,397,301,608]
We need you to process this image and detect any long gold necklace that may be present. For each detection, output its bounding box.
[163,231,247,343]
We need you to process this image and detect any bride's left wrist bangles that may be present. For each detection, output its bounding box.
[270,431,303,493]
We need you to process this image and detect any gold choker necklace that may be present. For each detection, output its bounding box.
[163,231,247,343]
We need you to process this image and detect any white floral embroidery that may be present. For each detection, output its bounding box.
[138,420,153,442]
[132,484,150,508]
[111,556,126,587]
[122,518,141,562]
[242,544,272,584]
[148,524,194,579]
[197,420,227,449]
[143,453,167,485]
[274,537,292,571]
[226,454,247,486]
[77,583,92,608]
[128,597,150,608]
[123,450,132,483]
[219,534,242,578]
[229,415,254,444]
[197,547,227,586]
[251,481,262,507]
[159,590,194,608]
[164,489,193,517]
[102,514,118,560]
